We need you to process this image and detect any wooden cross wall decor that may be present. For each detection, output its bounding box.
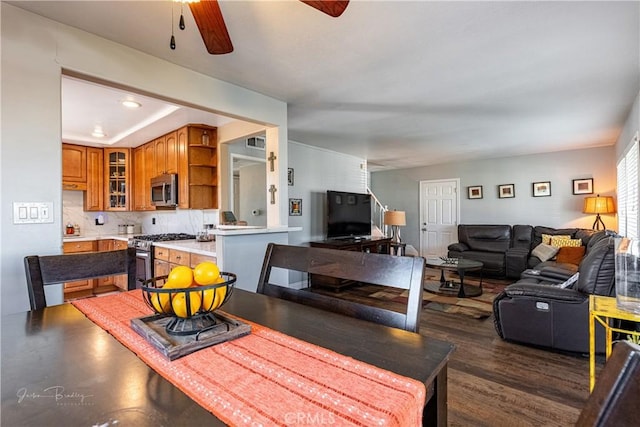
[267,151,277,172]
[269,185,277,205]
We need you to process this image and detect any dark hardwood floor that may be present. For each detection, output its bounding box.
[423,308,589,426]
[317,281,596,426]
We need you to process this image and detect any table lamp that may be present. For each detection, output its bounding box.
[583,195,616,230]
[384,210,406,244]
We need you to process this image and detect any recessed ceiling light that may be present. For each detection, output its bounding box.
[121,99,142,109]
[92,126,106,138]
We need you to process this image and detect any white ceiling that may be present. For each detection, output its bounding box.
[61,75,236,147]
[12,1,640,170]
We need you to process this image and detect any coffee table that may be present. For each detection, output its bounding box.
[424,258,483,298]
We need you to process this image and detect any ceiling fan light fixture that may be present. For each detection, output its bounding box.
[121,99,142,109]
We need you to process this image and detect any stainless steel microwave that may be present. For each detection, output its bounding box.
[150,174,178,207]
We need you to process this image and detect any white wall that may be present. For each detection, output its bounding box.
[615,91,640,161]
[287,141,368,246]
[371,146,616,252]
[1,4,288,314]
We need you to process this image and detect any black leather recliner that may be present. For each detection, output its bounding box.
[493,236,616,354]
[447,225,512,277]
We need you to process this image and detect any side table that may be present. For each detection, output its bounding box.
[588,295,640,391]
[389,242,406,256]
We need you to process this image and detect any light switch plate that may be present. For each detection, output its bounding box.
[13,202,54,224]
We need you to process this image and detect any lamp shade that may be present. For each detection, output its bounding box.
[384,210,406,226]
[583,195,616,214]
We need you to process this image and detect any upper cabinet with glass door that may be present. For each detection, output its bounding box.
[104,148,130,211]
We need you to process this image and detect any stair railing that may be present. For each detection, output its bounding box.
[367,188,389,237]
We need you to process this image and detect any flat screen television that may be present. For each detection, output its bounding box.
[326,190,371,239]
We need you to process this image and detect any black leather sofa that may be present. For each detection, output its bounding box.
[493,236,616,353]
[447,224,604,278]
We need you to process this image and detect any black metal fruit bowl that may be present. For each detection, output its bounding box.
[141,272,236,318]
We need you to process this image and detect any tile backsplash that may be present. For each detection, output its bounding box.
[63,191,219,236]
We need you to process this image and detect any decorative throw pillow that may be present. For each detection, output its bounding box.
[531,243,559,262]
[556,246,586,266]
[541,234,571,245]
[550,236,582,248]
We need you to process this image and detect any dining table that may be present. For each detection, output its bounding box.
[2,288,454,426]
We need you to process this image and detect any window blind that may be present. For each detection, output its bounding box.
[617,137,639,238]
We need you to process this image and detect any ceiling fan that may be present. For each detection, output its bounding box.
[186,0,350,54]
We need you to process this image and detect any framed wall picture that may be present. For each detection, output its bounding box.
[532,181,551,197]
[573,178,593,195]
[498,184,515,199]
[289,198,302,216]
[468,186,483,199]
[287,168,294,186]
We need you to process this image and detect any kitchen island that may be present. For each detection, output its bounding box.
[202,226,298,292]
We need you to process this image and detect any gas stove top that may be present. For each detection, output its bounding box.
[134,233,196,242]
[129,233,196,251]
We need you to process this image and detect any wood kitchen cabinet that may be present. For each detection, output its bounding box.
[190,252,217,268]
[177,125,218,210]
[63,143,104,211]
[153,246,175,277]
[95,240,119,293]
[132,144,156,211]
[130,123,217,211]
[95,239,129,293]
[154,246,217,278]
[155,131,178,175]
[154,247,191,274]
[104,148,131,211]
[63,240,97,300]
[84,147,104,211]
[62,143,87,191]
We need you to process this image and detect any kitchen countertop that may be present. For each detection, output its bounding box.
[213,226,301,235]
[62,226,300,242]
[62,234,132,242]
[62,227,301,256]
[152,240,216,256]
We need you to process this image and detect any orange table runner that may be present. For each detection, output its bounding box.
[72,290,425,426]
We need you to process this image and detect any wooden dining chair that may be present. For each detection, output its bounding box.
[24,247,136,310]
[257,243,425,333]
[575,340,640,426]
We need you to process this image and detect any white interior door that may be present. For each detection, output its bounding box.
[419,179,459,257]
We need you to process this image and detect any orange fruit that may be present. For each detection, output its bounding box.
[201,277,227,311]
[162,279,183,289]
[201,289,216,311]
[193,261,221,285]
[172,291,201,318]
[167,265,194,288]
[150,292,171,314]
[215,276,227,302]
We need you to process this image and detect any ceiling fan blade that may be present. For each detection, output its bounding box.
[189,0,233,55]
[300,1,349,18]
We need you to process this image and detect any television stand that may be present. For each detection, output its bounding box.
[308,237,392,291]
